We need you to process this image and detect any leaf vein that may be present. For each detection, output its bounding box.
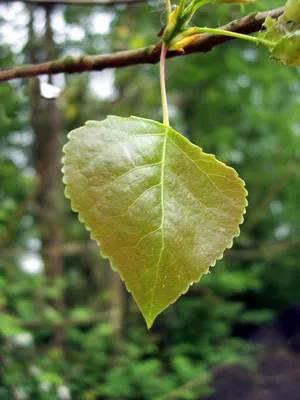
[104,182,162,239]
[148,127,169,320]
[87,162,162,210]
[169,137,240,209]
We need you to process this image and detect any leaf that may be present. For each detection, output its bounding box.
[283,0,300,24]
[62,116,247,328]
[0,313,21,337]
[271,31,300,66]
[259,15,300,67]
[259,16,288,44]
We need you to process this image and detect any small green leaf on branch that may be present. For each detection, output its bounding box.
[283,0,300,23]
[259,0,300,67]
[255,0,300,67]
[270,31,300,66]
[163,6,180,42]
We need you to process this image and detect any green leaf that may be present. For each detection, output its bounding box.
[259,16,300,67]
[0,313,21,337]
[62,116,247,328]
[259,16,288,44]
[283,0,300,24]
[272,30,300,67]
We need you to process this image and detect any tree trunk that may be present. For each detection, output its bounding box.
[28,4,65,344]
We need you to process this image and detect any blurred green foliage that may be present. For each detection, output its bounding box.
[0,0,300,399]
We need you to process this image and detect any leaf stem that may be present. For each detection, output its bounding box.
[193,0,211,12]
[160,42,169,126]
[165,0,172,18]
[178,0,186,17]
[182,0,210,25]
[195,27,275,47]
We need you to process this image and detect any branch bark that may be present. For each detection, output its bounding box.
[0,7,284,83]
[3,0,151,6]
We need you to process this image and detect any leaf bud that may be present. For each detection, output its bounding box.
[169,28,200,52]
[163,6,180,43]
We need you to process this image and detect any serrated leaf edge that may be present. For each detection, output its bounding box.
[62,115,248,328]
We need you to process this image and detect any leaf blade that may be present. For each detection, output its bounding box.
[62,116,247,327]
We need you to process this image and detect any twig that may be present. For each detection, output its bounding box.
[21,312,113,329]
[161,359,300,400]
[0,7,284,83]
[2,0,152,5]
[160,374,210,399]
[159,363,235,400]
[0,242,97,259]
[3,232,300,261]
[228,236,300,260]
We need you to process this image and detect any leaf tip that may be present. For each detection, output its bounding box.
[144,314,156,329]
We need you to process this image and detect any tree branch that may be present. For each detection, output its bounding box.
[0,7,283,83]
[21,312,113,329]
[3,232,300,262]
[228,236,300,260]
[3,0,151,6]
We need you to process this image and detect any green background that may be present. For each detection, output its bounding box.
[1,1,300,399]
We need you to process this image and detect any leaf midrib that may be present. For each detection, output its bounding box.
[148,127,169,322]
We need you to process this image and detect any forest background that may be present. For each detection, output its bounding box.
[1,0,300,399]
